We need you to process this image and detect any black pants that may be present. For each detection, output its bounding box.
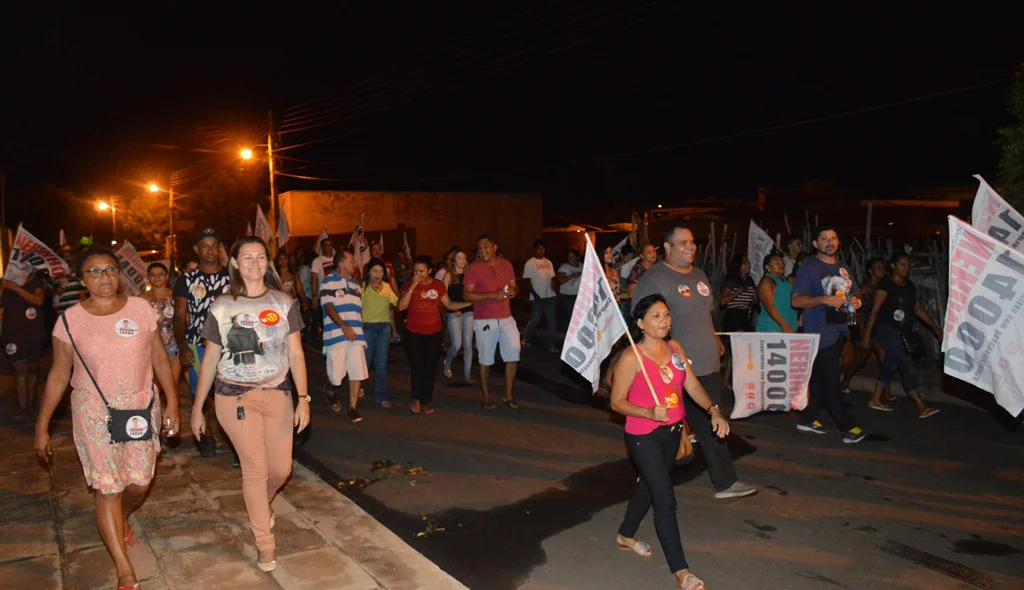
[800,339,856,431]
[691,373,739,492]
[618,423,689,573]
[404,331,442,406]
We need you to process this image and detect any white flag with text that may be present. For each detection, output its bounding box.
[748,220,775,285]
[254,205,273,244]
[726,332,820,419]
[560,234,627,392]
[971,174,1024,253]
[114,240,149,296]
[943,216,1024,416]
[277,207,291,247]
[4,225,69,285]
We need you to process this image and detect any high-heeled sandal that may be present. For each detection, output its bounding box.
[616,538,652,557]
[124,527,139,549]
[679,572,704,590]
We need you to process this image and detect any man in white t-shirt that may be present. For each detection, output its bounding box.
[522,239,558,352]
[310,239,336,335]
[556,249,583,332]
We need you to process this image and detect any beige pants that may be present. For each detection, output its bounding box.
[215,388,294,553]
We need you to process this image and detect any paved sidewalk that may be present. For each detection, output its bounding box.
[0,402,468,590]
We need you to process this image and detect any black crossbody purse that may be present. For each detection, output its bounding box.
[61,313,156,443]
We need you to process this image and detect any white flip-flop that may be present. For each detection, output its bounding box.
[919,408,940,419]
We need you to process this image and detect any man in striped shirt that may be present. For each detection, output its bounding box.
[54,245,87,314]
[320,248,368,423]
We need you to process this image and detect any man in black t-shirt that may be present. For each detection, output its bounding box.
[173,228,231,457]
[2,269,48,420]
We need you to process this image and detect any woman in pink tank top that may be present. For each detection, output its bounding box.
[609,294,730,590]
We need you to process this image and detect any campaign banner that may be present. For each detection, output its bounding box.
[349,213,370,268]
[560,234,627,393]
[115,240,149,296]
[942,216,1024,416]
[748,220,775,284]
[726,332,820,419]
[4,225,69,285]
[277,207,291,247]
[255,205,273,244]
[971,175,1024,253]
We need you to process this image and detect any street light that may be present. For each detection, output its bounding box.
[96,200,116,242]
[240,148,254,161]
[148,183,160,193]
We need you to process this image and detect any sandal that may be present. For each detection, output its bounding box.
[919,407,940,419]
[616,538,652,557]
[868,403,894,412]
[501,398,521,410]
[423,407,435,416]
[679,572,705,590]
[481,401,496,411]
[117,585,141,590]
[124,526,139,549]
[409,406,421,415]
[379,401,393,409]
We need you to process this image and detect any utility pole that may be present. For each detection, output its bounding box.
[168,185,176,269]
[267,110,278,257]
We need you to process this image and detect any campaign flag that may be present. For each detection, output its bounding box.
[4,225,69,285]
[610,235,629,265]
[114,240,148,296]
[971,174,1024,253]
[59,229,68,247]
[942,216,1024,416]
[277,207,291,247]
[618,255,641,280]
[402,231,412,259]
[560,234,627,393]
[349,213,370,268]
[314,224,329,255]
[747,220,775,284]
[378,234,384,251]
[246,222,253,236]
[726,332,820,419]
[254,205,273,244]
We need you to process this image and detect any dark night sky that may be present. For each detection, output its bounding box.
[2,0,1023,227]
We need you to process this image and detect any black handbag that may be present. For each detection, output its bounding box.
[898,329,925,360]
[61,313,155,443]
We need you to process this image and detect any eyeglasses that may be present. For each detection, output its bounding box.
[84,267,119,279]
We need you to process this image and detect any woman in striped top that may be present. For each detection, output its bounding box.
[719,257,758,332]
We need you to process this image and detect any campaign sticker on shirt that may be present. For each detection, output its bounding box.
[839,267,849,279]
[190,283,208,300]
[671,353,686,371]
[678,285,692,298]
[236,312,259,329]
[25,308,38,320]
[163,306,175,319]
[893,309,906,322]
[125,415,149,439]
[659,364,674,384]
[664,389,680,409]
[697,282,710,297]
[5,343,17,356]
[259,310,281,326]
[115,319,140,338]
[424,289,439,299]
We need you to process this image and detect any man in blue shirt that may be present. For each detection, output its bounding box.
[792,226,866,444]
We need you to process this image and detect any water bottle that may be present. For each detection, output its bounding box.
[845,299,857,326]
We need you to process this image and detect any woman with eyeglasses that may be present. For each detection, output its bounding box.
[191,237,311,573]
[35,249,181,590]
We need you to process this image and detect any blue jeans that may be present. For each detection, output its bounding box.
[363,323,391,402]
[524,296,557,349]
[445,311,474,379]
[188,343,206,394]
[875,323,919,397]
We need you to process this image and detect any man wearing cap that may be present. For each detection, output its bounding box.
[173,228,232,458]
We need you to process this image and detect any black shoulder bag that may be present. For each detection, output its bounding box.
[61,313,155,443]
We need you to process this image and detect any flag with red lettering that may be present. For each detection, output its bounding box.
[726,332,820,419]
[114,240,148,296]
[4,225,69,285]
[943,216,1024,416]
[560,234,627,392]
[971,175,1024,252]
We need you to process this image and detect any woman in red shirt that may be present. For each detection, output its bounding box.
[399,256,472,414]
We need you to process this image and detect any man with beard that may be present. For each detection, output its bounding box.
[633,224,758,499]
[791,226,866,443]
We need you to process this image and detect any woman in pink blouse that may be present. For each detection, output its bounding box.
[609,294,729,590]
[35,249,180,590]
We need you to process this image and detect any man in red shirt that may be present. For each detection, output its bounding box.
[464,234,521,410]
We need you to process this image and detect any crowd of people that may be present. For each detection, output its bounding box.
[7,219,946,590]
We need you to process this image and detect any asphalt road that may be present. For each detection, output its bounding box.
[293,341,1024,590]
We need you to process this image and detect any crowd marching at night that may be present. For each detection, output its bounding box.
[2,215,948,590]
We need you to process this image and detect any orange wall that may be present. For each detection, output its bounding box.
[279,190,543,262]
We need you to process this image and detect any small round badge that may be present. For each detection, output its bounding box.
[678,285,692,298]
[893,309,905,322]
[125,416,149,439]
[259,310,281,326]
[163,306,175,319]
[5,343,17,355]
[116,319,140,338]
[839,267,849,279]
[697,282,710,297]
[425,289,439,299]
[671,353,686,370]
[25,308,38,320]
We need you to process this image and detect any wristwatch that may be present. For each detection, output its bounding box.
[298,394,312,403]
[706,403,721,414]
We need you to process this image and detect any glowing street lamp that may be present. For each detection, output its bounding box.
[97,201,111,211]
[148,183,160,193]
[96,200,116,241]
[240,148,254,161]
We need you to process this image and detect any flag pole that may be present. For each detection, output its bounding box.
[586,234,662,407]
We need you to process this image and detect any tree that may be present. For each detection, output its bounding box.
[997,66,1024,211]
